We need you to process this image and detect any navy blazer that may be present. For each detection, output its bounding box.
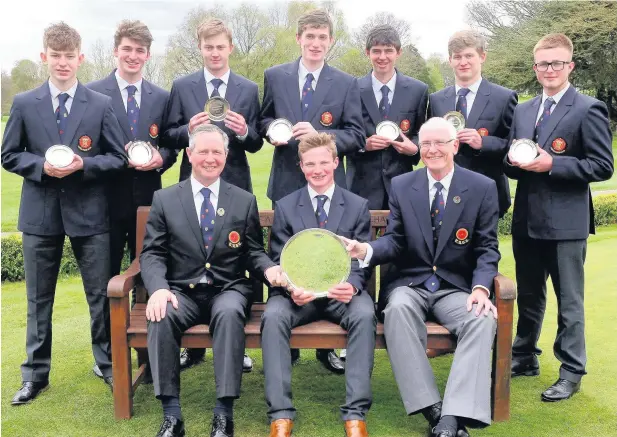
[269,185,372,298]
[1,82,127,237]
[87,71,178,220]
[428,79,517,217]
[504,86,614,240]
[162,70,263,191]
[370,166,500,308]
[259,59,365,202]
[347,71,428,208]
[140,179,276,299]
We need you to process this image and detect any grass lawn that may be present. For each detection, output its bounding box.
[2,226,617,436]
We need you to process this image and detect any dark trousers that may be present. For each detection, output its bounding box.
[512,236,587,382]
[21,233,112,382]
[261,293,376,421]
[109,214,137,277]
[148,288,249,399]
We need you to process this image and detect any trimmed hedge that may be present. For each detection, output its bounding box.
[2,194,616,282]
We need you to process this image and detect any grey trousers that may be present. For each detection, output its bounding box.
[147,289,248,399]
[512,237,587,382]
[261,293,377,421]
[21,233,112,381]
[383,286,496,427]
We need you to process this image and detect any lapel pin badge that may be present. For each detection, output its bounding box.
[217,208,225,217]
[453,196,461,204]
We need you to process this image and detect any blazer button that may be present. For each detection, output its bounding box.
[433,266,437,271]
[189,283,195,289]
[205,263,211,269]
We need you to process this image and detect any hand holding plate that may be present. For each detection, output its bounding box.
[224,110,248,136]
[290,287,316,306]
[338,236,369,261]
[134,145,164,171]
[457,128,482,150]
[292,122,317,140]
[365,135,391,151]
[189,112,210,134]
[390,134,419,155]
[518,146,553,173]
[327,282,355,304]
[52,153,83,178]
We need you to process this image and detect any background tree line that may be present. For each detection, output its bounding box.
[2,0,616,128]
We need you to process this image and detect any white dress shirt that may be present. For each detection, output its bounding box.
[191,176,220,224]
[371,71,397,106]
[298,60,324,98]
[536,82,570,123]
[307,183,336,215]
[49,79,78,114]
[455,77,482,115]
[204,68,231,98]
[115,70,142,111]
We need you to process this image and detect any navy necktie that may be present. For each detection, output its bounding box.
[210,78,223,98]
[301,73,314,121]
[315,195,328,228]
[126,85,139,139]
[56,93,69,143]
[455,88,471,120]
[379,85,390,119]
[535,97,555,141]
[424,182,445,292]
[200,187,216,254]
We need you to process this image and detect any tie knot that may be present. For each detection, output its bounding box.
[305,73,314,84]
[457,88,470,97]
[58,93,70,105]
[544,97,555,110]
[211,78,223,90]
[381,85,389,96]
[434,181,444,192]
[200,187,212,199]
[316,194,328,206]
[126,85,137,96]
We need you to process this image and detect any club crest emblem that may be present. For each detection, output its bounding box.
[78,135,92,151]
[551,137,566,154]
[400,119,411,133]
[228,231,242,248]
[454,228,470,245]
[478,128,489,137]
[149,123,159,138]
[320,112,333,127]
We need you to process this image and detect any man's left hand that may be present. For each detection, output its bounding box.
[133,145,164,171]
[327,282,355,304]
[265,265,288,288]
[292,122,317,140]
[466,287,497,318]
[390,135,419,155]
[457,128,483,150]
[224,111,248,136]
[50,153,84,178]
[518,146,553,173]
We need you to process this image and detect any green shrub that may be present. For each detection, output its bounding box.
[594,194,617,226]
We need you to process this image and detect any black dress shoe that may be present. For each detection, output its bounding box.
[179,348,205,371]
[424,402,442,430]
[93,363,103,379]
[155,415,185,437]
[541,378,581,402]
[511,355,539,377]
[457,425,470,437]
[11,381,49,405]
[104,376,114,392]
[210,413,234,437]
[316,349,345,374]
[242,354,253,373]
[291,348,300,365]
[431,428,457,437]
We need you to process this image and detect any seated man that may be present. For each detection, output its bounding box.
[140,124,284,437]
[343,117,500,437]
[261,133,376,437]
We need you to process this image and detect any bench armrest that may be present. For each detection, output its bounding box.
[108,259,141,299]
[494,273,516,301]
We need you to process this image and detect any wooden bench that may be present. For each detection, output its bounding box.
[108,207,516,421]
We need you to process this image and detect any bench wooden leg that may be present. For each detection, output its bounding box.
[491,298,514,422]
[110,296,133,419]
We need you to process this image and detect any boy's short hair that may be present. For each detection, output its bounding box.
[114,20,153,51]
[196,18,233,45]
[365,24,401,51]
[533,33,574,57]
[43,22,81,52]
[297,9,333,37]
[298,132,337,161]
[447,30,487,56]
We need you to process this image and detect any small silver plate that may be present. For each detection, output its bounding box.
[267,118,294,143]
[375,120,401,141]
[510,139,538,164]
[128,141,153,166]
[45,145,74,168]
[204,96,230,122]
[444,111,466,132]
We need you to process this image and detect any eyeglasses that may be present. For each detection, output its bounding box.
[419,139,455,149]
[534,61,571,72]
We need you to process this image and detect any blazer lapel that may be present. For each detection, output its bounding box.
[359,73,381,126]
[179,180,208,259]
[35,83,62,145]
[192,72,208,110]
[410,169,435,258]
[434,168,468,260]
[209,181,232,257]
[298,188,318,229]
[538,86,575,149]
[305,64,333,123]
[522,96,541,140]
[64,83,87,145]
[105,72,132,141]
[225,72,241,110]
[443,86,456,112]
[388,71,408,119]
[466,79,490,128]
[325,186,344,233]
[284,59,302,124]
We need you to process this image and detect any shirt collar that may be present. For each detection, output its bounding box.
[299,60,324,83]
[371,70,397,95]
[542,82,570,106]
[191,176,221,199]
[307,182,336,202]
[115,69,143,94]
[455,77,482,96]
[427,167,455,192]
[48,79,78,100]
[204,68,231,87]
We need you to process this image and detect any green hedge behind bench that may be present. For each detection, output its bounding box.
[2,194,616,282]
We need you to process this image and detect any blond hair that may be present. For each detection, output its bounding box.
[534,33,573,56]
[297,9,333,37]
[298,132,337,161]
[448,30,486,56]
[114,20,153,50]
[197,18,233,45]
[43,22,81,52]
